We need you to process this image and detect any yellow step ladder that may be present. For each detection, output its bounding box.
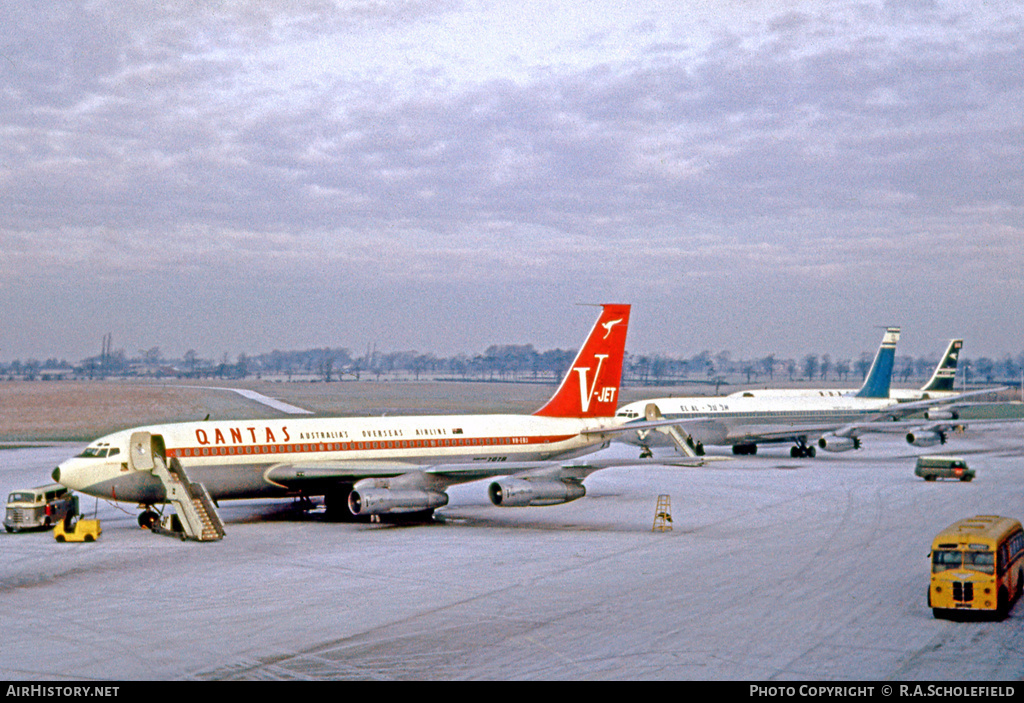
[652,494,672,532]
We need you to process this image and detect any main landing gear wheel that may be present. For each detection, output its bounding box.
[790,444,816,458]
[381,509,437,525]
[138,510,159,529]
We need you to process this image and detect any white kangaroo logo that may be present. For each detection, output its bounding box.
[573,354,609,412]
[601,318,623,339]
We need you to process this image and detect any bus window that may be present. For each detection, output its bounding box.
[965,550,995,575]
[932,550,961,573]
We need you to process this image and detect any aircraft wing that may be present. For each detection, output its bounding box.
[834,387,1011,440]
[263,455,709,491]
[860,386,1008,422]
[607,386,1008,454]
[842,416,1021,441]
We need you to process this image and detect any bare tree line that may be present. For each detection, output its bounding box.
[4,340,1023,388]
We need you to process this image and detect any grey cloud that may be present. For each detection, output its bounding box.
[1,5,122,111]
[6,2,1023,238]
[3,1,1023,360]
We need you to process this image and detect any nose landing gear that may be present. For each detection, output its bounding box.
[138,508,160,529]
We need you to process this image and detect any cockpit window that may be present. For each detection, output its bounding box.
[77,447,108,458]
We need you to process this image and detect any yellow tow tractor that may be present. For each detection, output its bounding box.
[54,514,102,542]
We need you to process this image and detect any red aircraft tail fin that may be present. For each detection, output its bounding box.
[533,304,631,419]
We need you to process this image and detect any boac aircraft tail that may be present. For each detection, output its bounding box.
[920,340,962,393]
[854,326,900,398]
[533,304,630,418]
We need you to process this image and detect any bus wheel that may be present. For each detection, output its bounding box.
[996,589,1009,621]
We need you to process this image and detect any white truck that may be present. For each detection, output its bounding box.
[5,483,79,532]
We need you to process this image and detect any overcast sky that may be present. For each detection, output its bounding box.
[2,0,1022,364]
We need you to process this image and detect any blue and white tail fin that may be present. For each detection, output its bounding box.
[854,327,900,398]
[920,339,962,393]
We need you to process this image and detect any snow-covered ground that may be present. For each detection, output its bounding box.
[2,424,1022,680]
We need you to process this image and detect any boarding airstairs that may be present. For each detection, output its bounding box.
[129,432,225,542]
[152,456,225,541]
[644,403,702,457]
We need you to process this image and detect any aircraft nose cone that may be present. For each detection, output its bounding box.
[52,466,61,482]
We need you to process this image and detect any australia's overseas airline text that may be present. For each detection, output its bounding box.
[189,424,463,446]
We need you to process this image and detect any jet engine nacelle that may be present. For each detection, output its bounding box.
[925,408,959,421]
[488,478,586,507]
[348,488,449,516]
[906,430,946,447]
[817,434,861,452]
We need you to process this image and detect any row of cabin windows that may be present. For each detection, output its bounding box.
[176,436,524,457]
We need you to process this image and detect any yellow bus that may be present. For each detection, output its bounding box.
[929,515,1024,620]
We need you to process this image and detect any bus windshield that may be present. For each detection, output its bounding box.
[932,549,995,574]
[7,492,38,504]
[965,550,995,574]
[932,550,962,573]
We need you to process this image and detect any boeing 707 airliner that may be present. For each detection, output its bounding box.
[616,329,998,459]
[53,304,697,531]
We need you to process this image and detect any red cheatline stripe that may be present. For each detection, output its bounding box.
[166,434,578,458]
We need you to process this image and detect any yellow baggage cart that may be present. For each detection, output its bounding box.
[54,518,102,542]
